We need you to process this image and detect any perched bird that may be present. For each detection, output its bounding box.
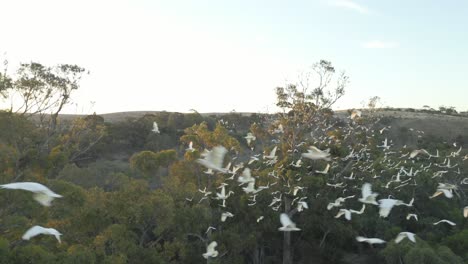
[0,182,62,206]
[278,213,300,231]
[464,206,468,218]
[355,236,386,245]
[358,183,378,205]
[22,225,62,243]
[202,241,219,259]
[196,146,228,173]
[152,121,160,133]
[395,232,416,243]
[301,146,331,161]
[186,141,195,152]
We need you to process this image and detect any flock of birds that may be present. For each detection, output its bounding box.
[0,182,63,243]
[1,112,466,261]
[186,109,468,259]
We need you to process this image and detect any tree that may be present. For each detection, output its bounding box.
[274,60,349,264]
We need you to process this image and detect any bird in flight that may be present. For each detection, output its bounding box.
[0,182,62,206]
[22,225,62,243]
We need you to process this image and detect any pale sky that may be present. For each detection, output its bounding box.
[1,0,467,114]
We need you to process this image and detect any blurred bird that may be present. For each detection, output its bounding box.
[395,232,416,243]
[358,183,379,205]
[355,236,386,245]
[152,121,160,133]
[433,219,456,226]
[22,225,62,243]
[203,241,219,259]
[302,146,331,161]
[196,146,228,173]
[0,182,62,206]
[278,213,300,231]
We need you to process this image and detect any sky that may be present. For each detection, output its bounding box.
[1,0,467,114]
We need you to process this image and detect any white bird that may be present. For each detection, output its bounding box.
[264,146,278,160]
[410,149,430,159]
[196,146,228,173]
[302,146,331,161]
[205,226,216,234]
[358,183,379,205]
[238,168,255,185]
[430,183,457,199]
[243,182,257,194]
[245,132,256,146]
[0,182,62,206]
[335,209,352,221]
[221,212,234,222]
[350,109,362,119]
[290,159,303,168]
[378,198,405,218]
[395,232,416,243]
[22,225,62,243]
[278,213,300,231]
[216,186,233,200]
[464,206,468,218]
[297,201,309,212]
[315,163,330,174]
[186,141,195,152]
[355,236,386,245]
[433,219,456,226]
[350,204,366,215]
[202,241,219,259]
[335,205,365,221]
[406,213,418,221]
[152,121,160,133]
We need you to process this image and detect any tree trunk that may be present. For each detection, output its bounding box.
[283,231,292,264]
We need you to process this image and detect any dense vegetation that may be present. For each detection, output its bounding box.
[0,60,466,263]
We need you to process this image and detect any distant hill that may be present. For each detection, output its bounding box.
[51,108,468,144]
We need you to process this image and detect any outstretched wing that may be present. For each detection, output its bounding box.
[22,226,46,240]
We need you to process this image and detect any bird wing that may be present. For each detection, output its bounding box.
[209,146,228,169]
[361,183,372,198]
[0,182,48,192]
[406,232,416,242]
[440,189,453,198]
[334,210,345,219]
[395,233,406,243]
[344,210,351,220]
[33,192,54,206]
[378,199,397,218]
[22,225,46,240]
[207,241,217,252]
[280,213,293,227]
[269,146,277,157]
[356,236,367,242]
